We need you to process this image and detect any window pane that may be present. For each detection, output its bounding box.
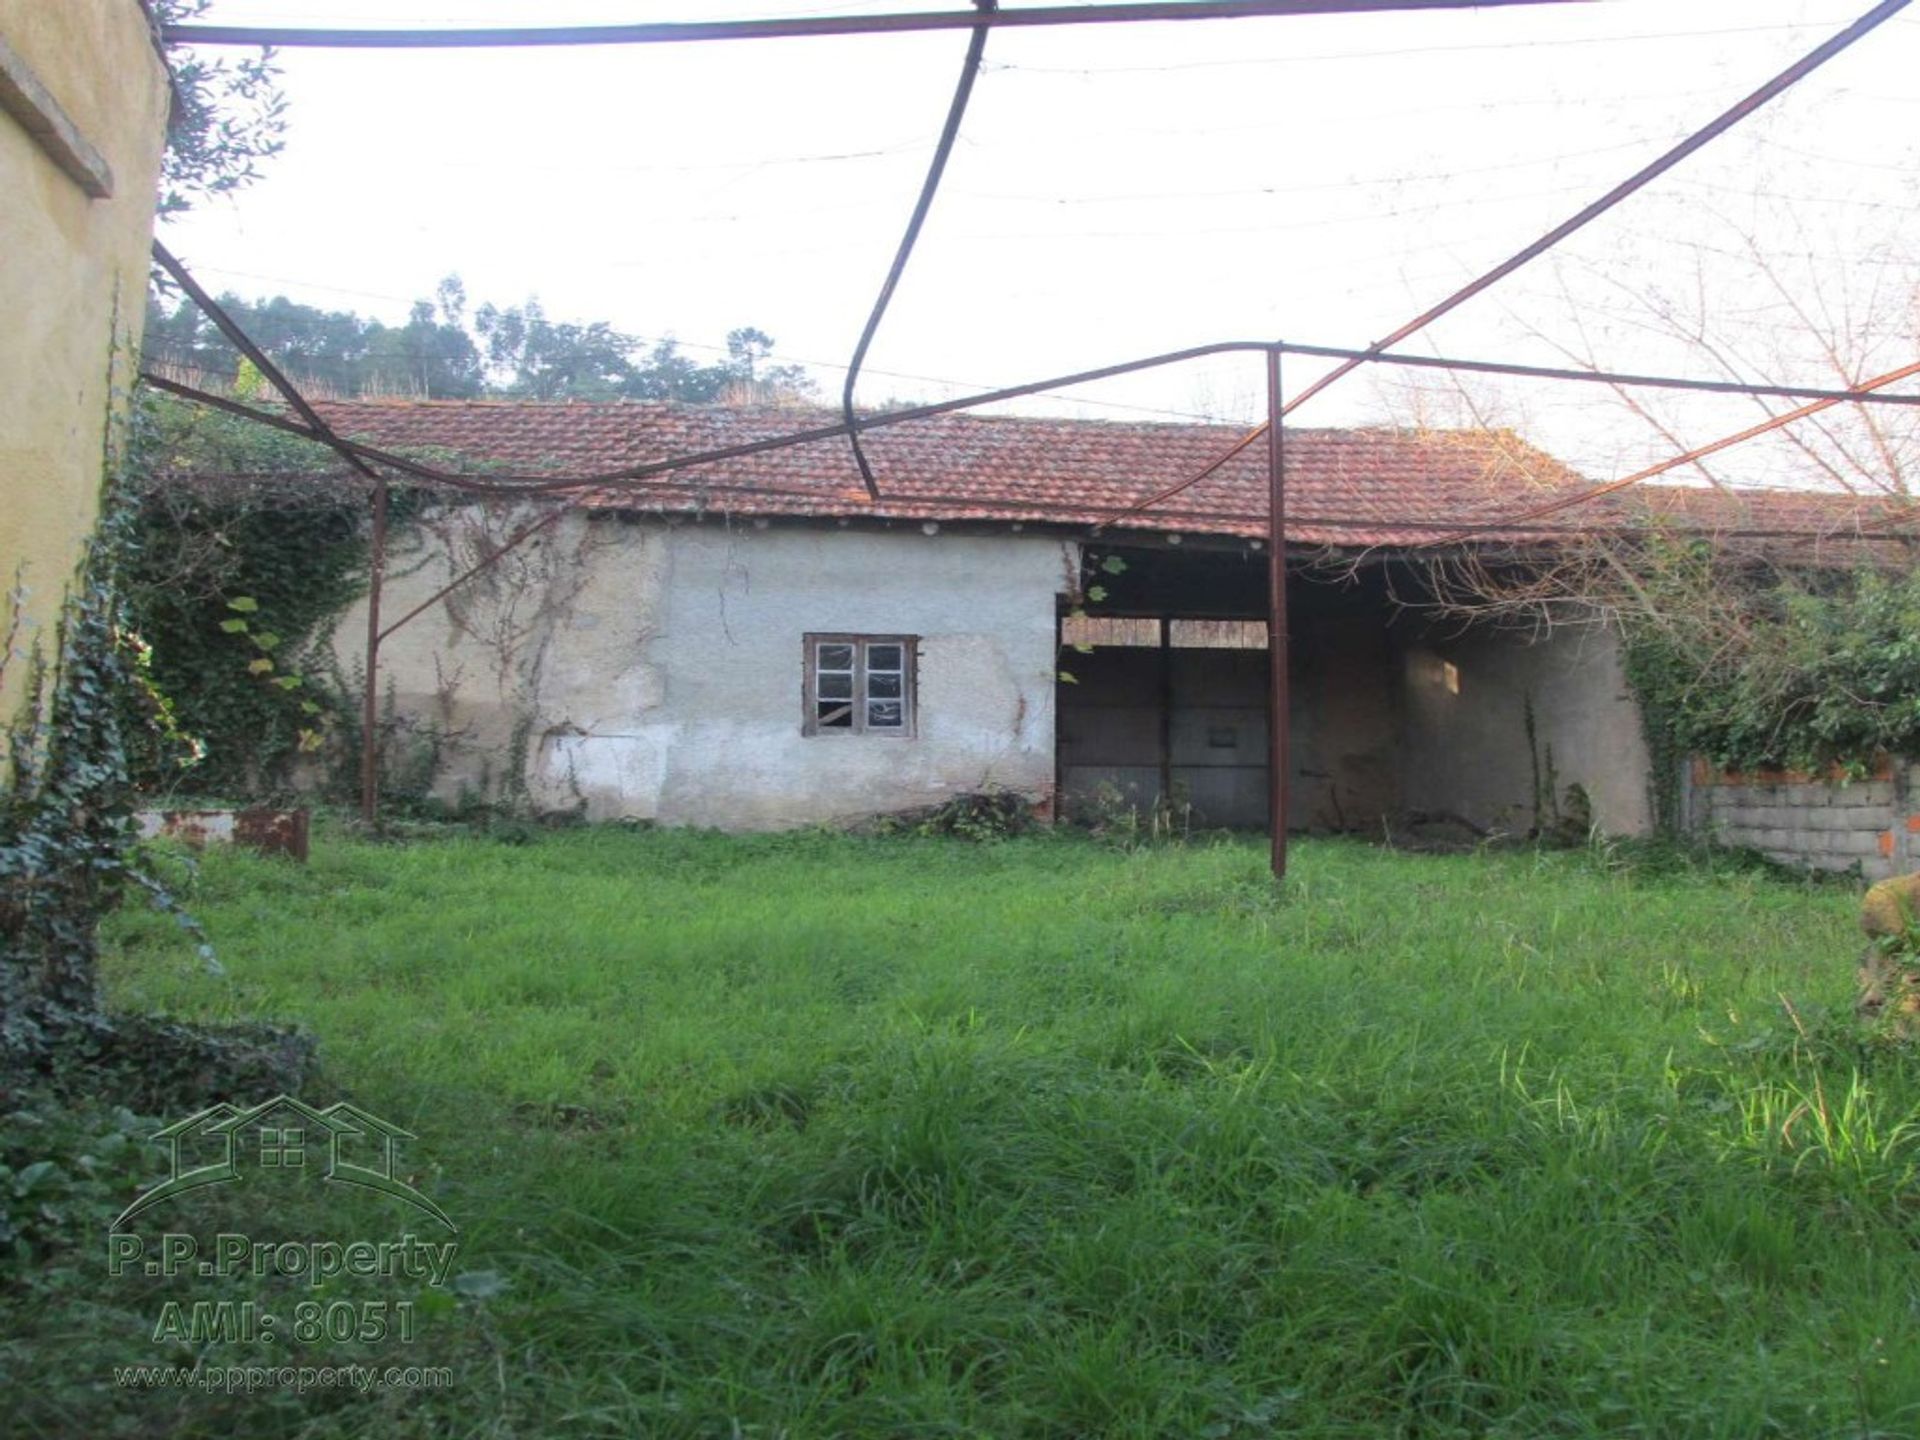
[817,643,854,671]
[864,643,903,671]
[816,701,854,728]
[867,700,904,729]
[818,672,853,700]
[867,672,902,699]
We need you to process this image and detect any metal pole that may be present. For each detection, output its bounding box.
[360,480,389,825]
[1266,346,1288,881]
[163,0,1594,49]
[1157,612,1173,811]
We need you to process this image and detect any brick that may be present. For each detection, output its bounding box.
[1853,781,1897,807]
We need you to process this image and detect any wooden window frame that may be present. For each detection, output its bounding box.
[802,633,918,737]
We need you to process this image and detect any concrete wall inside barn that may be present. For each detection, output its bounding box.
[1295,614,1399,831]
[336,514,1071,827]
[1396,623,1653,837]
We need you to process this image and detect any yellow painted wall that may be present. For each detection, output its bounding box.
[0,0,170,746]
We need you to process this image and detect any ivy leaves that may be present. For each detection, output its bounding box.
[1058,554,1128,686]
[1626,562,1920,778]
[122,409,371,791]
[209,596,329,756]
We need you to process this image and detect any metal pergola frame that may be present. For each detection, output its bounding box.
[147,0,1917,877]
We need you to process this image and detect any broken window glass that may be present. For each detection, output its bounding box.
[804,635,916,736]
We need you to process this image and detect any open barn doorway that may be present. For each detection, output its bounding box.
[1055,543,1401,834]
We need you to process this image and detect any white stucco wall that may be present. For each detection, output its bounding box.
[1396,622,1654,837]
[337,514,1071,827]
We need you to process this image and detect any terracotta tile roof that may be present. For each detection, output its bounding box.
[273,398,1916,553]
[302,398,1594,548]
[1617,484,1920,565]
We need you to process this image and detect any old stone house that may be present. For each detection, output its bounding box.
[297,398,1663,838]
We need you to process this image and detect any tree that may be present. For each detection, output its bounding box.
[148,278,819,406]
[474,298,638,400]
[725,327,817,404]
[144,289,483,399]
[377,301,486,399]
[1383,173,1920,822]
[151,0,289,216]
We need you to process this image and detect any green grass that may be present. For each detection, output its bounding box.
[14,826,1920,1437]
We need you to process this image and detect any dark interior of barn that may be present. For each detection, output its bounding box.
[1055,541,1645,836]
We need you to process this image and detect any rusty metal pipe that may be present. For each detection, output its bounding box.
[360,481,389,825]
[378,507,568,643]
[1283,0,1913,418]
[141,359,1920,546]
[842,0,996,500]
[1097,0,1915,527]
[151,244,387,486]
[145,336,1920,502]
[1418,355,1920,547]
[163,0,1593,49]
[1266,346,1288,881]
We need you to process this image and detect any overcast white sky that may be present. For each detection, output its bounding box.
[159,0,1920,488]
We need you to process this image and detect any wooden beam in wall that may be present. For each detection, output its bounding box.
[0,33,114,198]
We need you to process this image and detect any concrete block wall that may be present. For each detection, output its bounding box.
[1684,758,1920,881]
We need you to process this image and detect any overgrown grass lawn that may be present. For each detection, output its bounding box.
[56,831,1920,1433]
